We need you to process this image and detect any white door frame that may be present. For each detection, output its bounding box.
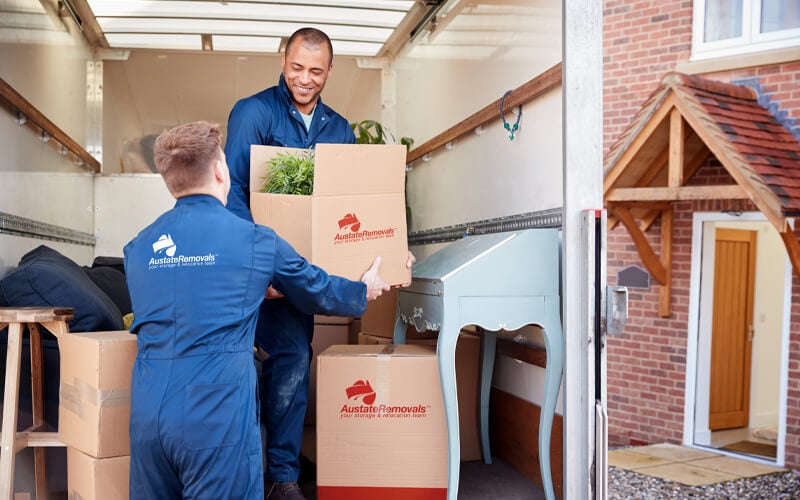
[683,211,791,465]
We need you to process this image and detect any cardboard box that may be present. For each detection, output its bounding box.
[67,447,129,500]
[359,287,398,338]
[317,344,447,499]
[59,331,137,458]
[359,288,438,340]
[357,332,483,462]
[306,322,352,425]
[250,144,410,286]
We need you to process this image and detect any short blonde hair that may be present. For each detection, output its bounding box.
[153,121,222,193]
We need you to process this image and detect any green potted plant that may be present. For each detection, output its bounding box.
[260,148,315,195]
[350,120,414,151]
[350,120,414,226]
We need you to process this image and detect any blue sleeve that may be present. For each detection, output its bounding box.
[224,97,271,223]
[270,235,367,317]
[343,123,356,144]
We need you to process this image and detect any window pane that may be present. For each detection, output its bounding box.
[704,0,743,42]
[761,0,800,33]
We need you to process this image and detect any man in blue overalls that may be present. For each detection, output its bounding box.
[224,27,361,500]
[124,121,390,499]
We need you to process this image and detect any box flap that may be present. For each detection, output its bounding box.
[251,192,312,257]
[313,144,406,196]
[249,145,306,193]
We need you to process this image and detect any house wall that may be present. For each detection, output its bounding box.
[603,0,800,468]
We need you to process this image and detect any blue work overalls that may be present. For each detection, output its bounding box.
[224,74,357,482]
[124,195,366,498]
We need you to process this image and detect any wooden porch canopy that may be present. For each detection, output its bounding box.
[603,72,800,316]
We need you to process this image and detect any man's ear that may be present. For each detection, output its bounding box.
[212,159,226,183]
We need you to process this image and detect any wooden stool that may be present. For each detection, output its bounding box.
[0,307,73,499]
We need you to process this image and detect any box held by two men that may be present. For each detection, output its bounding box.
[67,447,129,500]
[59,330,137,458]
[249,144,410,286]
[316,344,447,499]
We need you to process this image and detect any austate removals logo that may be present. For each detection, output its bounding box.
[339,379,428,420]
[333,213,397,245]
[152,234,177,257]
[147,234,216,269]
[338,213,361,233]
[346,379,376,404]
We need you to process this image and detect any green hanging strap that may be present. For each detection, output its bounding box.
[499,90,522,141]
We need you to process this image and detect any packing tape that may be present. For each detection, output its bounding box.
[60,377,131,419]
[375,344,394,404]
[59,382,85,419]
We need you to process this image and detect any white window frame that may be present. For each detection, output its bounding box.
[692,0,800,61]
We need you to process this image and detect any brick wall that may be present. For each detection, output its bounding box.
[603,1,800,153]
[603,0,800,469]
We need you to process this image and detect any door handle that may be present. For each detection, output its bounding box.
[747,324,754,342]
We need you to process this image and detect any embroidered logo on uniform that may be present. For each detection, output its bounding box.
[147,234,216,270]
[152,234,177,257]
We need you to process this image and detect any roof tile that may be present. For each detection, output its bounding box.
[605,71,800,218]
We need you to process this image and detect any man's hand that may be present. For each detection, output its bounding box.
[265,285,284,299]
[395,251,416,288]
[361,257,391,301]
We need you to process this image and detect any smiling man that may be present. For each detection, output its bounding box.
[223,27,356,500]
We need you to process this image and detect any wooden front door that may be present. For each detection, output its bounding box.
[709,228,756,430]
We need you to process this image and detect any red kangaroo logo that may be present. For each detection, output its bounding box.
[337,213,361,233]
[345,379,376,405]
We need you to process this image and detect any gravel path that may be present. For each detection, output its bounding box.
[608,466,800,499]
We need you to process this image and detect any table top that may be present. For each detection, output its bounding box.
[0,307,74,323]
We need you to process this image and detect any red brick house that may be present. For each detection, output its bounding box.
[602,0,800,469]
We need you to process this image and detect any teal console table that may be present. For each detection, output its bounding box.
[394,229,563,500]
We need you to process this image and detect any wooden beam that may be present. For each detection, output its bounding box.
[672,91,787,232]
[610,206,667,285]
[406,63,562,164]
[658,208,673,317]
[639,146,712,231]
[779,228,800,280]
[0,78,100,173]
[668,109,684,187]
[604,94,675,193]
[60,0,108,50]
[607,185,748,202]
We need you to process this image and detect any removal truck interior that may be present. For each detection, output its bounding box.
[0,0,590,497]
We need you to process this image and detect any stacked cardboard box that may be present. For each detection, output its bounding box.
[306,320,353,425]
[358,288,484,462]
[59,331,137,500]
[358,331,483,462]
[316,344,448,499]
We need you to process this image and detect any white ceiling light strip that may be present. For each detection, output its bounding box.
[212,35,282,52]
[96,19,392,43]
[104,33,201,50]
[87,0,408,27]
